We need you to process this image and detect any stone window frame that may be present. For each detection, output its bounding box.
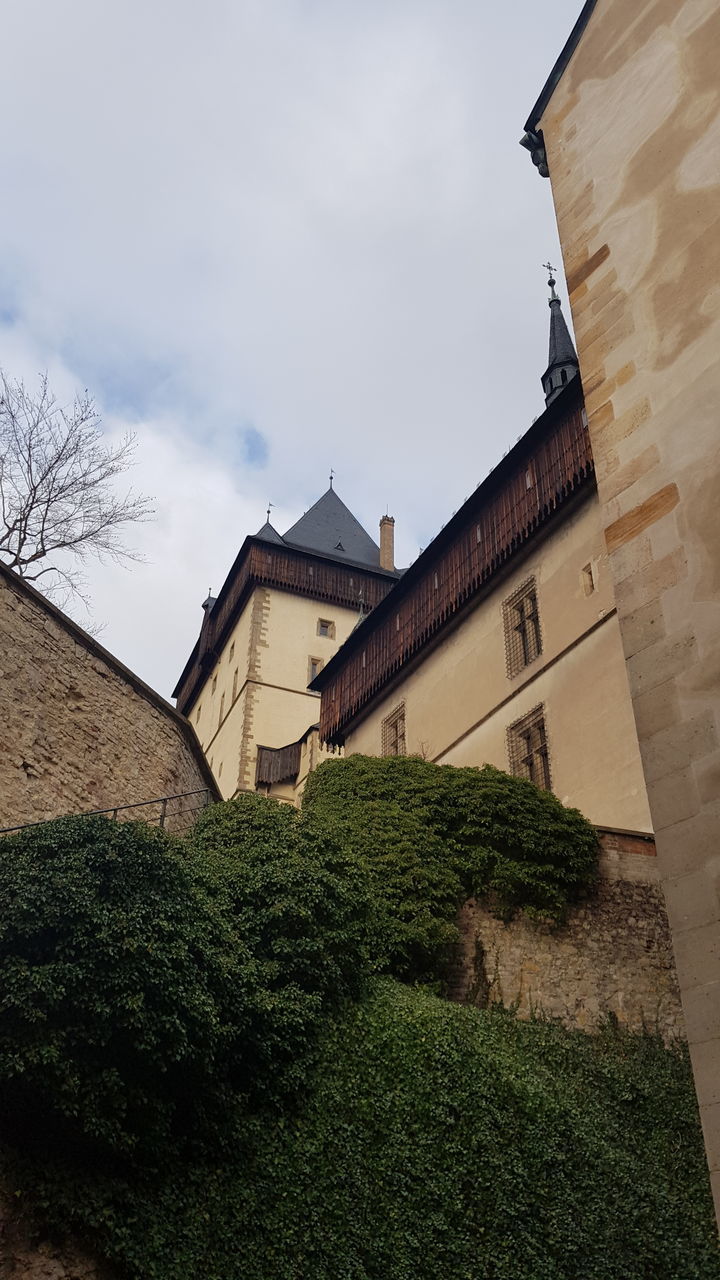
[381,702,406,757]
[317,617,336,639]
[503,577,542,678]
[308,656,324,684]
[507,704,551,791]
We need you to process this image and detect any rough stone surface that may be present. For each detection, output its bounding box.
[0,565,216,831]
[0,1194,115,1280]
[450,847,683,1043]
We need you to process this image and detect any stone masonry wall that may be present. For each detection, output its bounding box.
[536,0,720,1215]
[0,565,217,830]
[450,837,684,1043]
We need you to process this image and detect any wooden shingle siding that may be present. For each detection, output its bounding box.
[175,545,392,715]
[320,396,593,746]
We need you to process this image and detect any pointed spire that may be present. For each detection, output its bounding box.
[541,262,579,406]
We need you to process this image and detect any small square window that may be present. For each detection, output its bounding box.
[503,578,542,678]
[308,656,324,683]
[381,703,406,757]
[317,618,335,639]
[507,705,551,791]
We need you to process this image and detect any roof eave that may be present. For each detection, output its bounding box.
[522,0,598,135]
[311,377,585,693]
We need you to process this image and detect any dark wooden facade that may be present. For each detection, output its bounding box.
[316,383,594,746]
[174,540,396,716]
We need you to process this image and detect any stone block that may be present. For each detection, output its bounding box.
[699,1100,720,1172]
[627,629,697,697]
[689,1038,720,1108]
[673,920,720,992]
[663,866,719,935]
[632,677,679,739]
[647,766,701,830]
[683,981,720,1047]
[654,802,720,878]
[620,598,666,660]
[614,546,688,614]
[642,710,718,785]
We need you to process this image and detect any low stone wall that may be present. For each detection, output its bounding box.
[0,564,218,831]
[450,834,684,1042]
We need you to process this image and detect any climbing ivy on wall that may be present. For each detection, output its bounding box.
[301,755,599,983]
[0,774,717,1280]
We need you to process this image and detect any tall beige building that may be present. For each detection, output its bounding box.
[520,0,720,1220]
[173,488,399,799]
[314,283,651,834]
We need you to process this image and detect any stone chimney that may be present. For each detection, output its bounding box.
[379,515,395,571]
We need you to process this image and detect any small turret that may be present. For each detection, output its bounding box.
[541,263,579,406]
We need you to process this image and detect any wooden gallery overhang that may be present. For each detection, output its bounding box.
[173,538,397,717]
[311,380,594,747]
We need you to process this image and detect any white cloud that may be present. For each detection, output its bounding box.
[0,0,582,695]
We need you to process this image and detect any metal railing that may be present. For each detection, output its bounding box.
[0,789,215,837]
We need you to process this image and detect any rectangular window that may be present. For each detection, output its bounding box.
[581,563,596,596]
[308,656,324,683]
[381,703,406,757]
[218,693,225,728]
[232,668,238,701]
[196,703,202,724]
[317,618,335,639]
[507,705,551,791]
[229,641,235,661]
[503,578,542,677]
[212,673,218,695]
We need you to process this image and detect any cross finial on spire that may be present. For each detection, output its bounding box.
[329,468,335,489]
[266,501,274,523]
[543,261,559,301]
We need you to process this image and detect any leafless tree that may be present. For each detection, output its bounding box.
[0,371,154,609]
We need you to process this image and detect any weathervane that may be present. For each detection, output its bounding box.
[266,501,274,523]
[329,468,335,489]
[542,261,559,300]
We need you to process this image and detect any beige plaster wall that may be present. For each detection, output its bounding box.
[0,566,215,830]
[536,0,720,1215]
[193,586,359,798]
[346,494,651,830]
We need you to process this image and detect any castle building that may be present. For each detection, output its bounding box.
[173,487,399,799]
[312,278,652,833]
[519,0,720,1217]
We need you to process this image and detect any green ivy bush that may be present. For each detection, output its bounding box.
[186,793,376,1097]
[0,801,375,1162]
[300,755,599,983]
[8,982,718,1280]
[0,815,243,1162]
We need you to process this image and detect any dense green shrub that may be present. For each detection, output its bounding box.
[301,756,599,982]
[186,793,376,1095]
[0,801,375,1160]
[0,815,243,1161]
[3,786,717,1280]
[8,982,718,1280]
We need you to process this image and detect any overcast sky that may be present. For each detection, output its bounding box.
[0,0,582,698]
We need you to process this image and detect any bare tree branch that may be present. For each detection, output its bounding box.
[0,371,154,609]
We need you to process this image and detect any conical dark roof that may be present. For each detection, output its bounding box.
[254,520,285,545]
[547,295,578,368]
[542,273,579,406]
[283,487,381,568]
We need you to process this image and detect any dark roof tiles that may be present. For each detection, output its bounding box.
[282,487,381,568]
